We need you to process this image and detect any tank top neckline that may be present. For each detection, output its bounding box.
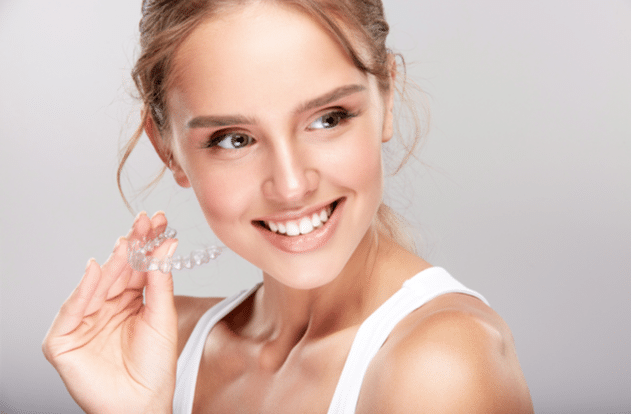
[173,266,488,414]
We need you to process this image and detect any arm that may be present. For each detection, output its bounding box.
[357,295,533,413]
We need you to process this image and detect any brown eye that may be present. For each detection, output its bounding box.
[214,133,254,149]
[308,110,350,130]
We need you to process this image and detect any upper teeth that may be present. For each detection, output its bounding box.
[265,205,332,236]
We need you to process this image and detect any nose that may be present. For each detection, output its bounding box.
[261,140,319,204]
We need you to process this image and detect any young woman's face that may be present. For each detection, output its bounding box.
[165,2,393,289]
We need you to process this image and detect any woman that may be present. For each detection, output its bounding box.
[43,0,533,412]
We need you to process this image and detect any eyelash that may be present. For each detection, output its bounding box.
[204,132,253,150]
[307,108,358,130]
[203,108,358,150]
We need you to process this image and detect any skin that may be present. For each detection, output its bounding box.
[42,212,178,414]
[43,2,533,413]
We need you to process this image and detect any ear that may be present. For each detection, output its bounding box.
[144,112,191,188]
[381,55,397,143]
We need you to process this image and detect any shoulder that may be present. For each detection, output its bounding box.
[174,295,225,357]
[357,293,533,414]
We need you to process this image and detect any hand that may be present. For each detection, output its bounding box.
[43,212,178,414]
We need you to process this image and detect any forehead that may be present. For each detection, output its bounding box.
[168,2,370,119]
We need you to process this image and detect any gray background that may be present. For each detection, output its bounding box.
[0,0,629,413]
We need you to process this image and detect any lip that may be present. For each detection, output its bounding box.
[253,197,345,253]
[253,198,338,223]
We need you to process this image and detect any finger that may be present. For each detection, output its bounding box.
[150,210,168,236]
[106,236,149,301]
[122,211,170,292]
[45,259,102,340]
[108,212,158,297]
[145,211,169,253]
[136,210,168,244]
[143,239,178,338]
[125,211,146,239]
[84,237,129,315]
[126,211,153,243]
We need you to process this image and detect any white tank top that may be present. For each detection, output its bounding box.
[173,267,488,413]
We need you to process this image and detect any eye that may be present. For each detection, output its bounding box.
[308,110,354,130]
[207,132,255,150]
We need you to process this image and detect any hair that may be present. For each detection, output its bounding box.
[118,0,426,252]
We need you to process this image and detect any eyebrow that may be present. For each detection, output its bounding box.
[187,83,366,129]
[294,84,366,115]
[187,114,256,129]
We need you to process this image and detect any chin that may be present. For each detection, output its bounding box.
[260,250,349,290]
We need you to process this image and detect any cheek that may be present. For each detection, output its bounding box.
[187,162,258,238]
[323,124,384,197]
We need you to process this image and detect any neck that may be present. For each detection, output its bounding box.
[261,228,379,337]
[246,226,428,350]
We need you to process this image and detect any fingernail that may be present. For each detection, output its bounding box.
[151,210,165,219]
[133,211,147,225]
[114,236,125,249]
[85,258,95,271]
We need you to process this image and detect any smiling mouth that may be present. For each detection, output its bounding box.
[254,199,342,237]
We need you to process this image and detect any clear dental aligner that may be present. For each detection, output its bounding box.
[127,227,223,273]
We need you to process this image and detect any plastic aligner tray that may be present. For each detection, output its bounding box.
[127,227,223,272]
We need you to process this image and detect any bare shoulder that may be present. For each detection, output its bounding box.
[357,293,533,414]
[174,295,225,357]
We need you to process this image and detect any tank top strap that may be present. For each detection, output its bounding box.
[173,283,262,414]
[326,267,488,414]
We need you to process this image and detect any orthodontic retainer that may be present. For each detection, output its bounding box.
[127,227,223,273]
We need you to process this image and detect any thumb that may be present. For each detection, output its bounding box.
[143,239,178,337]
